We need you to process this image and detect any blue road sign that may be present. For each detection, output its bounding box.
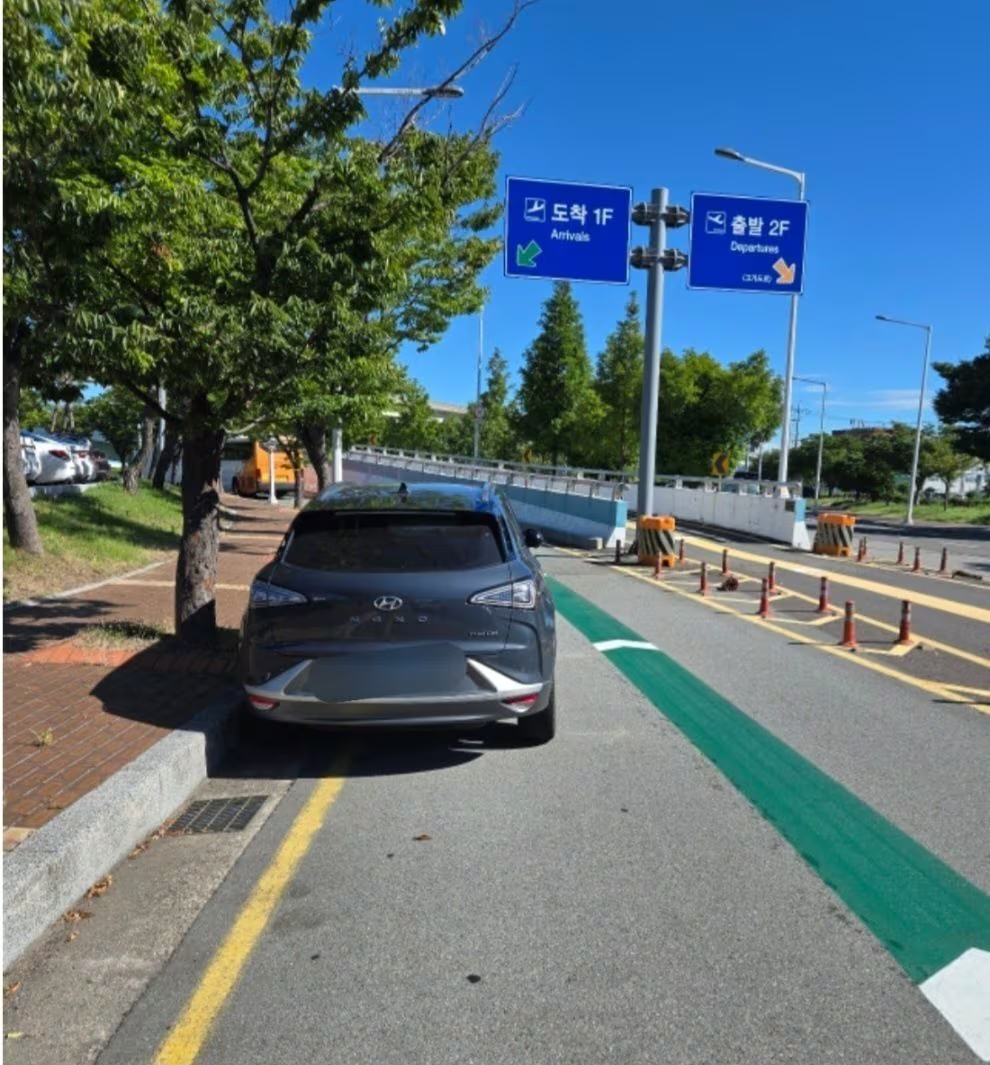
[505,177,632,285]
[688,193,808,294]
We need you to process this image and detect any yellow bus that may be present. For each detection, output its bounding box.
[229,439,297,497]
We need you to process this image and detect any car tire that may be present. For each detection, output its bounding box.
[516,684,555,745]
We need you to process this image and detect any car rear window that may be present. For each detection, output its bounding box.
[284,511,506,572]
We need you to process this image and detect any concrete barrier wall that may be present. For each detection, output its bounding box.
[622,484,812,550]
[343,458,627,549]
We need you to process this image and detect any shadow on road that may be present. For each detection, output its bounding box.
[224,719,537,782]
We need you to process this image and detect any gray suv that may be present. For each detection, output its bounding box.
[239,481,557,743]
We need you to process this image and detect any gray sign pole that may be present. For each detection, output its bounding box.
[636,188,668,519]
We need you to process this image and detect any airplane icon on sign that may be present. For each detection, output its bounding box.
[705,210,727,235]
[523,197,546,223]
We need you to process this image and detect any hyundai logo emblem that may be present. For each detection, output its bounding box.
[373,595,404,612]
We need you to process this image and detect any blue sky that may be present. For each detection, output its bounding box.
[312,0,989,445]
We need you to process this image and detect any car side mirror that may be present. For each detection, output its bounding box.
[524,528,543,548]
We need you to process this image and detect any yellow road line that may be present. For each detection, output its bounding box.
[674,531,990,625]
[561,548,989,717]
[658,563,990,666]
[155,758,349,1065]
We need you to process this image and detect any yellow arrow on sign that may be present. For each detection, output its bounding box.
[711,452,731,477]
[773,258,796,285]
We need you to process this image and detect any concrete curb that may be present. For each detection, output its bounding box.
[2,691,242,970]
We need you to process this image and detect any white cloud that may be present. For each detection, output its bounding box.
[828,388,930,411]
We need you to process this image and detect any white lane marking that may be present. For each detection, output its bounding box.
[592,639,659,653]
[2,560,168,612]
[920,948,990,1062]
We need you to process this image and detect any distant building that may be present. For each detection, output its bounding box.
[382,399,468,422]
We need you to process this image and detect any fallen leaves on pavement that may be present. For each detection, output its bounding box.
[85,875,112,899]
[3,982,21,1002]
[128,825,167,860]
[62,909,92,923]
[412,833,432,841]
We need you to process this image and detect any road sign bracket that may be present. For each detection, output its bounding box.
[662,205,690,228]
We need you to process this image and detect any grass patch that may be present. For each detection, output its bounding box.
[76,620,171,650]
[3,482,183,602]
[821,498,990,525]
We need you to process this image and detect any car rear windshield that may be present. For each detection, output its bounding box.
[284,511,506,572]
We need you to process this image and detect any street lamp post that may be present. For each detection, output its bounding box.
[333,85,464,99]
[794,376,828,505]
[473,306,484,460]
[876,315,934,526]
[715,147,806,488]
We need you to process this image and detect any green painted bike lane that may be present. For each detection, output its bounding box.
[548,577,990,993]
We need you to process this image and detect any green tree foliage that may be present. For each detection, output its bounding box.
[3,0,140,552]
[657,349,781,475]
[516,282,596,466]
[47,0,526,642]
[784,424,974,503]
[380,380,446,453]
[453,349,521,460]
[76,387,152,492]
[591,295,643,471]
[933,337,990,461]
[922,429,971,507]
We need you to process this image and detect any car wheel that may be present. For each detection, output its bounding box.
[516,684,555,745]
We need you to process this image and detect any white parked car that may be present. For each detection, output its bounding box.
[21,432,77,485]
[19,435,43,484]
[29,430,96,483]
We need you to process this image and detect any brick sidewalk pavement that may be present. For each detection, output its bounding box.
[2,494,296,849]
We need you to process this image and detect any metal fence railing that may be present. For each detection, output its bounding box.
[347,446,804,502]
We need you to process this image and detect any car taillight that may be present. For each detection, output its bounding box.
[248,695,280,711]
[50,449,70,460]
[502,693,539,708]
[469,579,536,610]
[249,580,307,608]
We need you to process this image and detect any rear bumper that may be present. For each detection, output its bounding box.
[243,654,550,728]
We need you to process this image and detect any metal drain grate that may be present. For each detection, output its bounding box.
[168,795,268,835]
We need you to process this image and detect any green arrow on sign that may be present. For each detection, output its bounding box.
[516,240,542,269]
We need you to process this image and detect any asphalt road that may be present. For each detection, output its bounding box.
[65,547,990,1065]
[663,522,990,696]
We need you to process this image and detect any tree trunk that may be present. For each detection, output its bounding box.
[121,463,141,493]
[174,405,225,645]
[294,467,305,509]
[2,337,44,555]
[298,422,332,491]
[123,410,157,494]
[169,440,182,485]
[152,423,180,490]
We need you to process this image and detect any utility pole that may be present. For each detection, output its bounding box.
[631,190,689,518]
[473,306,484,460]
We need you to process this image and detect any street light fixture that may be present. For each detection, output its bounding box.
[875,314,934,526]
[333,84,464,99]
[793,376,828,505]
[715,147,806,488]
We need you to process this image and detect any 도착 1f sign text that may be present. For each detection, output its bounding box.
[504,176,632,285]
